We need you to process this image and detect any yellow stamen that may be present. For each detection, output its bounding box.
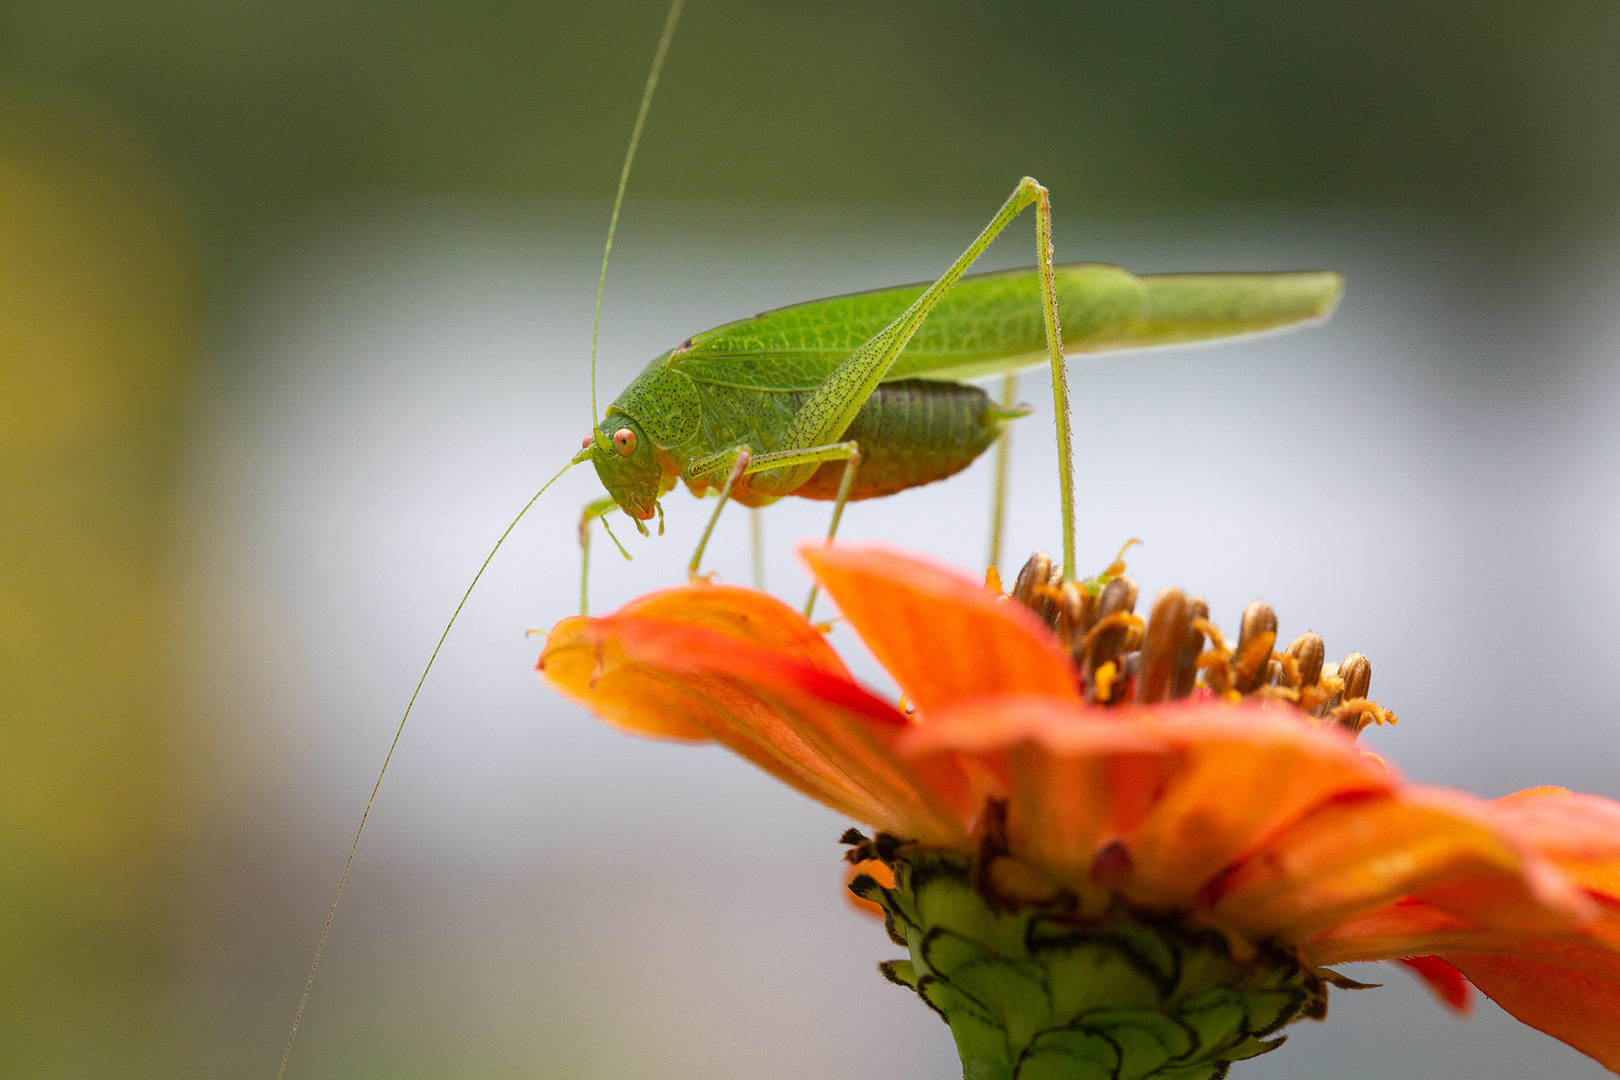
[1078,611,1146,654]
[1094,660,1118,702]
[1101,537,1143,580]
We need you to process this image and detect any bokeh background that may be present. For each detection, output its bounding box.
[5,2,1620,1077]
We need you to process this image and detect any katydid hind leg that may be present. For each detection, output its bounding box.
[777,179,1054,457]
[1027,182,1076,581]
[758,178,1074,575]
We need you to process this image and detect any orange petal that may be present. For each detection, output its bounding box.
[1311,903,1620,1069]
[549,610,971,845]
[609,621,973,846]
[612,583,853,677]
[1396,955,1473,1015]
[541,613,707,740]
[901,697,1393,907]
[901,694,1173,890]
[539,583,850,742]
[1446,951,1620,1070]
[1214,786,1590,944]
[540,586,897,826]
[1303,899,1482,964]
[1301,787,1620,1069]
[1491,787,1620,902]
[1118,705,1395,909]
[800,543,1078,714]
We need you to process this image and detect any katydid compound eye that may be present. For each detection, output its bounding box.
[613,428,638,455]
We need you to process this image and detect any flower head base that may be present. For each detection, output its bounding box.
[538,544,1620,1076]
[846,831,1356,1080]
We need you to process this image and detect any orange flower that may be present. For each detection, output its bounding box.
[539,544,1620,1074]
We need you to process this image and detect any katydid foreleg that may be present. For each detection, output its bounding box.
[578,495,632,615]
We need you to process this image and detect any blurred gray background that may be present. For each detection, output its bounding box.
[3,2,1620,1077]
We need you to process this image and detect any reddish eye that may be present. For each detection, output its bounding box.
[581,434,593,449]
[613,427,638,456]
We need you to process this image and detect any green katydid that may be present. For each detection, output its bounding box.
[277,1,1340,1072]
[574,239,1341,609]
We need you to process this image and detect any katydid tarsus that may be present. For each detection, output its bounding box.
[277,0,1341,1072]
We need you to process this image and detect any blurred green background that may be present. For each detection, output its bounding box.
[5,2,1620,1078]
[6,0,1620,252]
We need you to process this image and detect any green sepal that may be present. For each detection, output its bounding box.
[879,959,920,990]
[1152,1064,1229,1080]
[1223,1035,1288,1062]
[1311,966,1382,991]
[849,872,910,947]
[859,844,1337,1080]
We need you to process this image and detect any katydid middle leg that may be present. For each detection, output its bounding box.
[688,446,750,581]
[720,439,863,616]
[987,371,1018,576]
[749,507,765,590]
[685,438,860,585]
[803,446,861,620]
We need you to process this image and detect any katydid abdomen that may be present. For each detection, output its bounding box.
[685,378,1021,505]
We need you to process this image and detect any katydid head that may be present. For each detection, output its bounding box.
[585,415,664,521]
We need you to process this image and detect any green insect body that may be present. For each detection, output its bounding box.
[589,261,1342,517]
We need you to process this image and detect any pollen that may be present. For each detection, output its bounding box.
[1003,550,1397,731]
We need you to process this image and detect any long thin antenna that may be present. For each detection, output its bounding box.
[589,0,687,438]
[277,453,583,1080]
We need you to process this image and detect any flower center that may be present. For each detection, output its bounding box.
[1001,550,1394,732]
